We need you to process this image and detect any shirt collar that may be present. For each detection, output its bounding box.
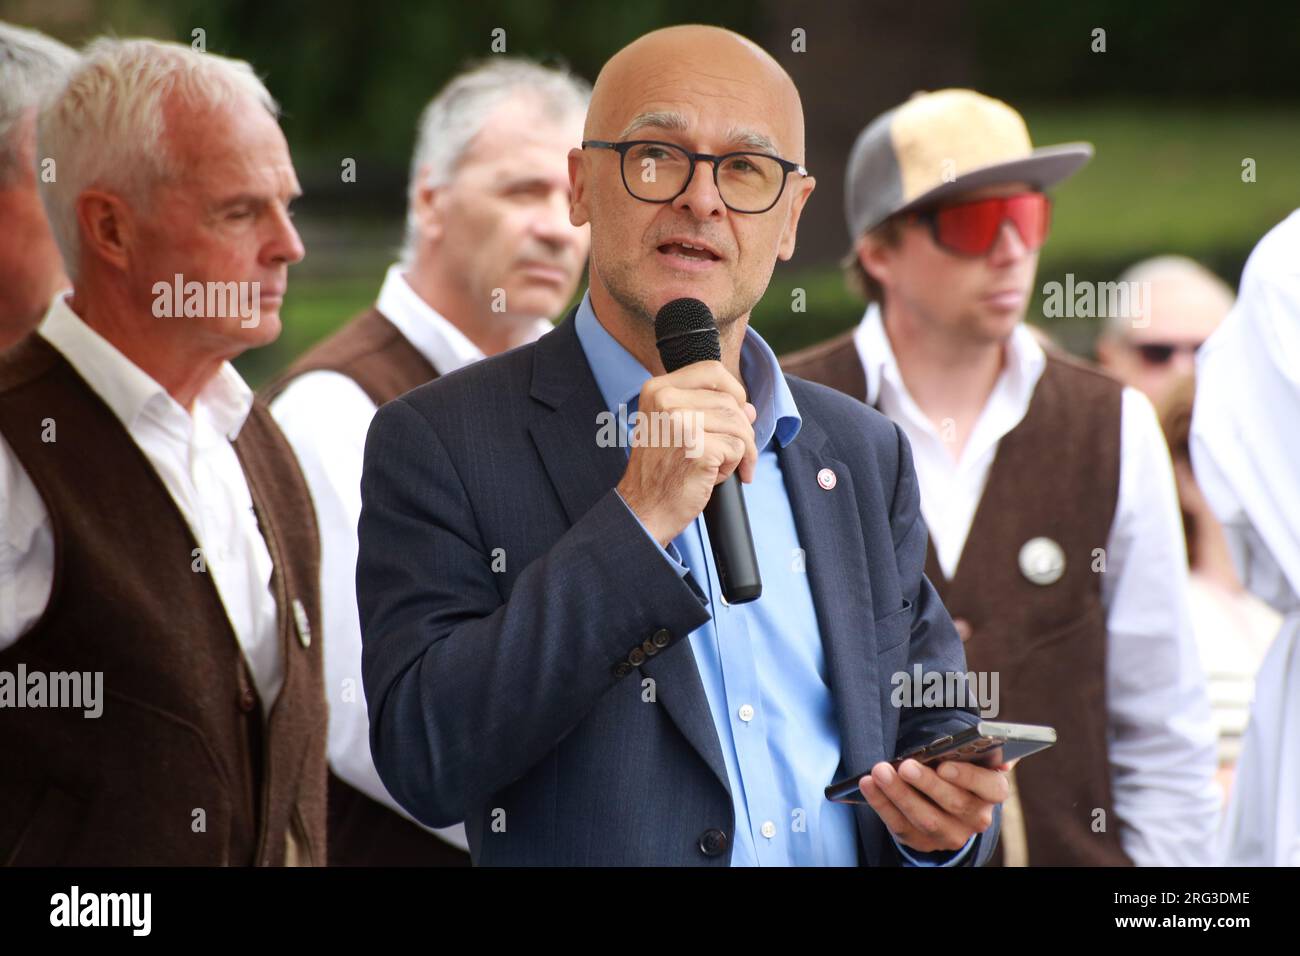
[377,263,553,376]
[574,289,801,450]
[852,301,1046,412]
[37,292,255,441]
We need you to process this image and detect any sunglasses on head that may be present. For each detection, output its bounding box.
[907,192,1052,257]
[1131,341,1204,365]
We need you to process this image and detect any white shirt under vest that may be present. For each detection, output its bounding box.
[270,264,552,852]
[853,303,1221,867]
[0,294,282,714]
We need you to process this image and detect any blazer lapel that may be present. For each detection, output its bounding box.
[778,413,888,810]
[526,310,732,798]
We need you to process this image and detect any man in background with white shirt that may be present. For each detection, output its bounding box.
[0,22,78,351]
[783,89,1220,865]
[0,38,323,864]
[265,58,590,866]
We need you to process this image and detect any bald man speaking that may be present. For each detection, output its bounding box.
[357,25,1006,866]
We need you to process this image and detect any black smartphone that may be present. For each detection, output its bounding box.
[824,721,1057,805]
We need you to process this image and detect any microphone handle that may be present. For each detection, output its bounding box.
[702,472,762,604]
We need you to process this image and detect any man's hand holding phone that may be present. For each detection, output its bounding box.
[858,757,1010,854]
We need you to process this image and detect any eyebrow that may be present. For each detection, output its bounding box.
[617,111,780,155]
[214,188,303,209]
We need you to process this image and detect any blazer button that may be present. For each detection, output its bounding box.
[641,638,659,657]
[238,687,257,713]
[651,628,671,648]
[699,828,729,857]
[612,661,632,679]
[628,647,646,666]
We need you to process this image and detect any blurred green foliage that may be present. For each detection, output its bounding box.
[7,0,1294,382]
[240,102,1298,384]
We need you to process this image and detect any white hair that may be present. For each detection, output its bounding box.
[0,21,79,185]
[400,57,590,266]
[36,37,278,281]
[1104,254,1236,337]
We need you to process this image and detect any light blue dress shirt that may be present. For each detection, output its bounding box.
[574,292,973,867]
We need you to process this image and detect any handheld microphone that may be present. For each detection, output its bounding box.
[654,297,762,605]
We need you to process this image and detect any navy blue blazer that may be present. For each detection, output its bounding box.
[356,309,1000,866]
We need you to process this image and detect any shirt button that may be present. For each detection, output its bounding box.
[738,704,755,722]
[760,821,776,839]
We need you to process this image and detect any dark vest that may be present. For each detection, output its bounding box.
[264,307,437,408]
[265,306,470,866]
[0,335,327,866]
[782,329,1132,866]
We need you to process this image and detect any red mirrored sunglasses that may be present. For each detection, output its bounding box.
[907,192,1052,257]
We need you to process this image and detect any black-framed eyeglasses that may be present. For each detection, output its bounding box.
[582,139,809,214]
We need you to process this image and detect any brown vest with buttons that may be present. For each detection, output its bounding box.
[265,306,470,866]
[783,330,1133,866]
[0,334,327,866]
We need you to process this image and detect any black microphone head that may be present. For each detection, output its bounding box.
[655,298,721,371]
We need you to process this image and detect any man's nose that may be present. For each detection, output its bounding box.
[987,219,1029,264]
[264,204,305,266]
[1170,349,1197,378]
[671,159,727,220]
[532,191,584,253]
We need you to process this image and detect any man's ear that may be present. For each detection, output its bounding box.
[410,164,446,245]
[857,233,893,290]
[568,147,591,227]
[76,189,133,274]
[776,175,815,262]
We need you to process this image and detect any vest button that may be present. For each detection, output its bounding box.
[238,687,257,713]
[698,828,729,857]
[952,618,973,643]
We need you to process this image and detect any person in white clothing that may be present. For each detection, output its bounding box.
[783,88,1220,866]
[266,58,591,865]
[1192,208,1300,867]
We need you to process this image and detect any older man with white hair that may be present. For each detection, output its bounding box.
[0,21,78,349]
[0,37,321,865]
[264,57,590,866]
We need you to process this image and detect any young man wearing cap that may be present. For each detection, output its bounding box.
[782,89,1220,866]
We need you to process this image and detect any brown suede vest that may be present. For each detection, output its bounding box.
[265,306,469,866]
[264,307,437,408]
[0,335,327,866]
[782,330,1132,866]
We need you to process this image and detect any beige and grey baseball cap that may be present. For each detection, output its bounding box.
[845,88,1093,240]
